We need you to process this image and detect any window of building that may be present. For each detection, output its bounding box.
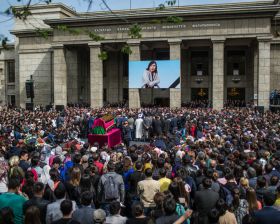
[6,61,15,83]
[227,51,246,76]
[123,88,128,101]
[103,88,107,102]
[190,51,209,76]
[8,95,15,106]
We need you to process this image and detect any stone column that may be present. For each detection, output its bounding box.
[0,61,5,105]
[66,49,78,104]
[128,40,141,108]
[253,43,258,106]
[169,39,182,108]
[89,42,103,108]
[212,38,225,110]
[53,45,67,106]
[257,37,271,110]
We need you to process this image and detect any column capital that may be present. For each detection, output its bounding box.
[127,39,141,46]
[257,36,272,42]
[88,41,102,48]
[168,39,182,45]
[211,37,226,43]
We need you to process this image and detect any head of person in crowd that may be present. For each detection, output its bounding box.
[93,209,106,224]
[33,182,45,198]
[163,197,177,216]
[60,199,74,219]
[144,168,153,178]
[52,157,61,170]
[80,191,93,206]
[54,182,66,200]
[24,206,41,224]
[0,207,14,224]
[202,177,212,189]
[7,177,21,193]
[70,166,81,187]
[109,201,121,216]
[131,202,145,218]
[135,160,143,172]
[263,191,277,206]
[49,167,60,183]
[107,161,116,172]
[20,150,29,161]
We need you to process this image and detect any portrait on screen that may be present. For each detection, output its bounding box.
[129,60,180,89]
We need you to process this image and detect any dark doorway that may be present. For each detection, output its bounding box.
[227,88,245,101]
[191,88,209,101]
[154,98,170,107]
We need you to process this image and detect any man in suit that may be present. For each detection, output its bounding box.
[194,178,219,224]
[253,191,280,224]
[72,191,95,224]
[152,115,163,137]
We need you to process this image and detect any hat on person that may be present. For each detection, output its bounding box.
[93,209,106,223]
[90,147,98,153]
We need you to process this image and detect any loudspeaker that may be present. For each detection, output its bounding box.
[26,103,34,111]
[256,106,264,114]
[25,81,34,98]
[55,105,65,112]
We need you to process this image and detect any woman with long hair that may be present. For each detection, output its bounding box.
[24,206,41,224]
[142,61,160,88]
[0,207,14,224]
[43,168,60,202]
[246,187,262,213]
[168,181,190,224]
[65,166,81,206]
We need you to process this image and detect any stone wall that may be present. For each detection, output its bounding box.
[0,47,15,105]
[19,51,52,107]
[271,44,280,91]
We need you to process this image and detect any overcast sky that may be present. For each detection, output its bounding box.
[0,0,270,42]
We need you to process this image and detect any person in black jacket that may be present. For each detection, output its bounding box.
[194,178,219,224]
[122,121,132,147]
[23,182,50,224]
[152,115,163,137]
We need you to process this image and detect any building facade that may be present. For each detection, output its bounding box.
[0,1,280,110]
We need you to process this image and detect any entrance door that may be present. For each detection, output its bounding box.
[227,88,245,101]
[154,98,170,107]
[191,88,209,101]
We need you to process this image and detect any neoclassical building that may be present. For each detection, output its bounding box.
[0,0,280,109]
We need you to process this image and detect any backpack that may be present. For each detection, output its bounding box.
[219,184,233,206]
[104,175,119,200]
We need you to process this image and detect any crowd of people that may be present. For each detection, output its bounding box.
[270,89,280,105]
[0,105,280,224]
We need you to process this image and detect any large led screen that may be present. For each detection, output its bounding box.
[129,60,180,89]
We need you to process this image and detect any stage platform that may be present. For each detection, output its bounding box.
[88,128,122,148]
